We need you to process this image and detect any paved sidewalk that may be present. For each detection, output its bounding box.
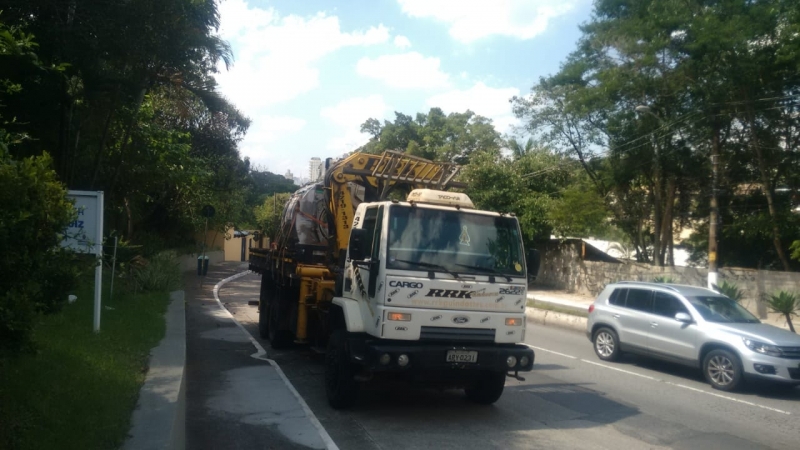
[184,262,336,450]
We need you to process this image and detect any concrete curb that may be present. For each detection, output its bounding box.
[525,306,588,333]
[123,291,186,450]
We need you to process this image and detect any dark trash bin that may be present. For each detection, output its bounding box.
[197,255,209,276]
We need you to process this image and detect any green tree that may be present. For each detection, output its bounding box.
[513,0,800,270]
[767,291,799,333]
[507,137,535,160]
[254,193,292,241]
[1,0,250,251]
[359,108,503,164]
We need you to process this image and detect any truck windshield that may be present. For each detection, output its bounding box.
[386,205,525,277]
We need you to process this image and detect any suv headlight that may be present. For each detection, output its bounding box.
[742,338,782,357]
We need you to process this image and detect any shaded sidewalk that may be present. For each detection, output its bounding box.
[183,262,335,450]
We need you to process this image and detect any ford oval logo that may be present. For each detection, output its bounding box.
[452,316,469,324]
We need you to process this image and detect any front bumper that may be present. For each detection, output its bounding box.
[347,337,535,374]
[741,352,800,385]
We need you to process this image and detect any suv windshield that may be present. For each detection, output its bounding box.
[686,295,760,323]
[386,205,525,277]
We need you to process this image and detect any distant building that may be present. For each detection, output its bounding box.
[309,157,323,182]
[284,170,294,181]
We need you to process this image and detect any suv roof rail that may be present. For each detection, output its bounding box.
[613,281,680,292]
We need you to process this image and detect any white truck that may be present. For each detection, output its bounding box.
[249,151,538,408]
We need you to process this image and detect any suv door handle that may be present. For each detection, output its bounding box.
[650,322,658,327]
[612,314,620,319]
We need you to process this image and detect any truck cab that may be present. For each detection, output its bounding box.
[326,189,535,408]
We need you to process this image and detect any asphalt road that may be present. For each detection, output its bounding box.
[221,272,800,450]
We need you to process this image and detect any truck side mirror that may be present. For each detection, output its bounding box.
[348,228,368,260]
[526,249,541,280]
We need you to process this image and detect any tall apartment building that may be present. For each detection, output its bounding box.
[284,169,294,181]
[309,157,323,182]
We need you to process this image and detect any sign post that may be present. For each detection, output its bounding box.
[63,191,104,332]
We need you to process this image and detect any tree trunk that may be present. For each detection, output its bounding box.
[659,178,676,265]
[109,86,148,192]
[785,314,796,333]
[746,110,791,271]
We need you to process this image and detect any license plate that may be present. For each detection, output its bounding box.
[446,350,478,363]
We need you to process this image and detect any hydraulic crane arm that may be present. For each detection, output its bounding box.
[323,150,466,256]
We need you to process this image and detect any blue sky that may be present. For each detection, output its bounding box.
[215,0,593,180]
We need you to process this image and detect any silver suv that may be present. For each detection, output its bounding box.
[586,282,800,391]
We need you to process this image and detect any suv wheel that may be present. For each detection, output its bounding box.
[593,327,621,362]
[703,349,744,392]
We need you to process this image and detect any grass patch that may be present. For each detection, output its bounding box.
[527,299,589,318]
[0,276,171,450]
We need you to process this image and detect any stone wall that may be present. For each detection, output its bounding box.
[534,240,800,318]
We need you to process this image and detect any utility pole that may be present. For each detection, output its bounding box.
[708,122,720,289]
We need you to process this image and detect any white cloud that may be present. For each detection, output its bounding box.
[322,95,389,152]
[321,95,388,128]
[217,0,389,113]
[237,115,306,158]
[397,0,577,43]
[215,0,391,174]
[356,52,450,88]
[426,82,520,131]
[394,35,412,49]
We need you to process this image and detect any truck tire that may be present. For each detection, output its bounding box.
[325,330,360,409]
[465,371,506,405]
[268,298,293,349]
[258,301,270,339]
[258,279,270,339]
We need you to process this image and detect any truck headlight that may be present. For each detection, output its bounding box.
[742,338,782,357]
[388,312,411,321]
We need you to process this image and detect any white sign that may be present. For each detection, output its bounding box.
[64,190,104,332]
[63,191,104,255]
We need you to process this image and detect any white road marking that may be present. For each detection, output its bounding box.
[533,344,792,416]
[213,271,340,450]
[663,382,791,415]
[529,345,577,360]
[579,359,659,381]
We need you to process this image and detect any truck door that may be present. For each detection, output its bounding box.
[365,206,384,299]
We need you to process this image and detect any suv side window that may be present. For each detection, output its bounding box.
[625,288,654,313]
[609,288,628,306]
[653,292,689,318]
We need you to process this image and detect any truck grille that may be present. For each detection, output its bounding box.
[778,346,800,359]
[420,326,495,343]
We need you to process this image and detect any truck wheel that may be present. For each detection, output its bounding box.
[465,371,506,405]
[325,330,360,409]
[258,301,270,339]
[268,298,293,349]
[258,279,271,339]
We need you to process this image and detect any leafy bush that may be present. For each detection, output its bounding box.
[131,250,182,292]
[767,291,799,333]
[0,150,92,352]
[715,280,744,303]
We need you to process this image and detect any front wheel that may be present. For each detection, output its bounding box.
[593,327,621,362]
[325,330,360,409]
[465,371,506,405]
[703,349,744,392]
